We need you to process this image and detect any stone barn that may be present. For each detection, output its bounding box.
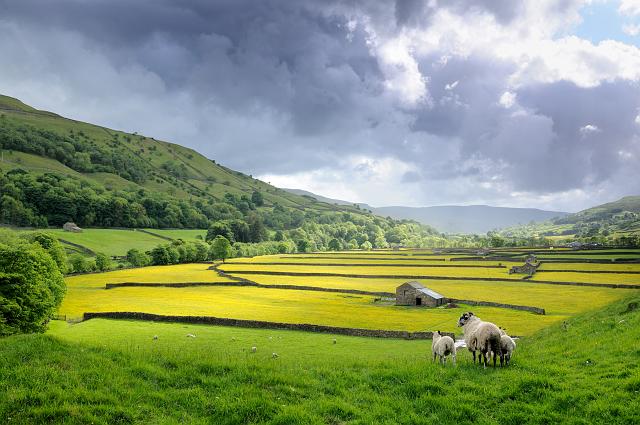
[396,281,446,307]
[63,222,82,233]
[509,262,539,276]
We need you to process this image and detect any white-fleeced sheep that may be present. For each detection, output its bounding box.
[431,331,456,366]
[500,334,516,366]
[457,312,501,368]
[496,327,516,366]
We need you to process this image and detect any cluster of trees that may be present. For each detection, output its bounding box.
[0,169,218,228]
[0,119,148,182]
[0,230,66,336]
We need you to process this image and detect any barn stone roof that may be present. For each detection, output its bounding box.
[399,281,445,299]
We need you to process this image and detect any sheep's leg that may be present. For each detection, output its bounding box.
[493,351,497,368]
[472,351,476,364]
[433,353,437,362]
[442,356,446,365]
[499,353,504,367]
[452,354,456,366]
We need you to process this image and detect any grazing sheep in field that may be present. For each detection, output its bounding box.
[431,331,456,366]
[251,346,257,353]
[186,333,196,338]
[500,334,516,366]
[272,352,278,358]
[457,312,501,368]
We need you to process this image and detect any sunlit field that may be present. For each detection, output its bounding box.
[58,249,640,337]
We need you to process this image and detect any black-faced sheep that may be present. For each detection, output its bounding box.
[431,330,456,366]
[457,312,501,368]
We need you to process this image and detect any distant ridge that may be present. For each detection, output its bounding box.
[282,188,568,234]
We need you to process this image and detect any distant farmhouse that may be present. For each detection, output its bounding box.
[63,222,82,233]
[395,281,446,307]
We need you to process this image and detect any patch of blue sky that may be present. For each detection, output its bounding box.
[570,1,639,46]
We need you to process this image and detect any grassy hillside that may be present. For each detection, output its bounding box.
[0,94,444,256]
[500,196,640,245]
[1,293,638,424]
[0,95,360,216]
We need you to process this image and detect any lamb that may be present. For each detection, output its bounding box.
[457,312,501,368]
[498,328,516,367]
[431,331,456,366]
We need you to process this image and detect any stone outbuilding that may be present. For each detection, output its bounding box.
[63,222,82,233]
[396,281,446,307]
[509,262,539,276]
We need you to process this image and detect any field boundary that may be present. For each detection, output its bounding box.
[58,238,95,256]
[135,228,175,241]
[447,299,545,315]
[228,261,504,269]
[103,281,546,314]
[453,256,640,264]
[104,280,395,297]
[82,312,453,340]
[218,269,640,289]
[537,269,640,274]
[280,256,446,261]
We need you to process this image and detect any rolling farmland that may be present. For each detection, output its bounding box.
[59,248,640,337]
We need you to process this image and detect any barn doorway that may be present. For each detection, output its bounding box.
[416,297,422,306]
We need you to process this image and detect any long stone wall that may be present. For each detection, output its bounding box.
[82,311,454,340]
[448,299,545,315]
[226,261,505,269]
[105,280,395,297]
[216,268,640,289]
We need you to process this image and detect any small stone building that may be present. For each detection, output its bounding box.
[396,281,446,307]
[509,262,539,276]
[63,222,82,233]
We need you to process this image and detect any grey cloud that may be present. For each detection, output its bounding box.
[0,0,638,209]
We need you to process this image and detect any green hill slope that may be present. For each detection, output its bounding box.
[0,95,444,253]
[0,94,359,217]
[500,196,640,245]
[1,293,638,423]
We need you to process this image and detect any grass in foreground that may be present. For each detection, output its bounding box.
[1,294,639,424]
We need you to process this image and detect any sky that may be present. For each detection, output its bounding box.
[1,0,639,212]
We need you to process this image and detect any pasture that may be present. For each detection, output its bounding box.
[3,247,640,424]
[59,248,640,337]
[2,294,639,424]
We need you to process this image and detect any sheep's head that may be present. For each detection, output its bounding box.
[457,312,474,327]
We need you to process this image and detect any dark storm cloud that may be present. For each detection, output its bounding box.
[0,0,639,208]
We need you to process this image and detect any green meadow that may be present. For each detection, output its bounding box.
[1,294,639,424]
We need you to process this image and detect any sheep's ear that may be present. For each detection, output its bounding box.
[468,312,474,316]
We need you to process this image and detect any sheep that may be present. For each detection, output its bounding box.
[186,333,196,338]
[431,330,456,366]
[251,346,257,353]
[499,332,516,367]
[457,312,501,368]
[500,335,516,366]
[332,338,337,344]
[272,352,279,359]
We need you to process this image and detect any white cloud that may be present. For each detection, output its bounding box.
[619,0,640,16]
[579,124,601,134]
[499,91,517,108]
[623,23,640,36]
[445,80,459,90]
[375,34,430,107]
